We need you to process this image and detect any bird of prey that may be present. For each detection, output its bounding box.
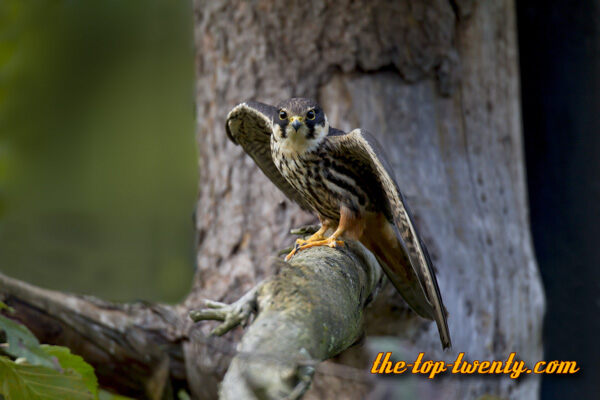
[225,98,451,349]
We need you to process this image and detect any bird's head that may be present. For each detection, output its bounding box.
[271,98,329,154]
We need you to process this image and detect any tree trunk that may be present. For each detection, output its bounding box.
[190,0,544,399]
[0,1,545,399]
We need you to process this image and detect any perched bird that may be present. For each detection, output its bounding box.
[226,98,451,349]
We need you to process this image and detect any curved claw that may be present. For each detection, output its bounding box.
[295,238,309,247]
[325,240,344,248]
[285,243,301,261]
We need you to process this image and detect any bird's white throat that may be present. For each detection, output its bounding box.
[272,118,329,156]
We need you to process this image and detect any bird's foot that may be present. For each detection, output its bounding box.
[294,232,326,247]
[284,236,344,261]
[188,285,260,336]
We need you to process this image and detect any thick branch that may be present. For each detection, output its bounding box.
[0,237,384,400]
[0,272,188,400]
[190,240,383,399]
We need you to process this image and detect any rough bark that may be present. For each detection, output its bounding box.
[0,1,545,400]
[191,0,544,399]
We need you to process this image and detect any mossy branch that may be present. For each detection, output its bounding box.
[190,237,383,400]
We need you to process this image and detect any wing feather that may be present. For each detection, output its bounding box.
[329,129,451,349]
[225,101,313,211]
[226,102,450,348]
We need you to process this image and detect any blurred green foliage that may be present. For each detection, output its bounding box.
[0,1,197,302]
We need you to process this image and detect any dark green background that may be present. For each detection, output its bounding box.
[0,1,197,303]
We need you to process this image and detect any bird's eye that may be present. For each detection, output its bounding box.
[306,110,316,120]
[279,110,288,120]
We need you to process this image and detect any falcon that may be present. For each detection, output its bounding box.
[225,98,451,349]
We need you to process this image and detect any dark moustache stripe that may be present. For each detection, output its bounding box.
[280,121,288,138]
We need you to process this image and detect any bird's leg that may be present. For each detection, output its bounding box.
[285,207,360,261]
[294,217,332,247]
[285,218,332,261]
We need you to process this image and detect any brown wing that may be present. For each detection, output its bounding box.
[328,129,451,349]
[225,101,313,211]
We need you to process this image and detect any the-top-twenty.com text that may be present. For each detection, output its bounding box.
[370,352,580,379]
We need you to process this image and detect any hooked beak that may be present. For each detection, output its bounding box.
[290,116,304,131]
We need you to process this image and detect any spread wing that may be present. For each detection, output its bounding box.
[328,129,451,349]
[225,101,313,211]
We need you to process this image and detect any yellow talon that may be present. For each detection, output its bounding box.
[297,237,344,251]
[326,239,344,248]
[287,223,330,259]
[295,234,324,247]
[284,240,308,261]
[284,246,299,261]
[296,225,329,246]
[294,238,309,247]
[285,220,345,261]
[285,236,345,261]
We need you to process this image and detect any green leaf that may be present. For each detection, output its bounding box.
[177,389,191,400]
[0,355,95,400]
[40,345,98,397]
[0,314,56,369]
[0,301,14,313]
